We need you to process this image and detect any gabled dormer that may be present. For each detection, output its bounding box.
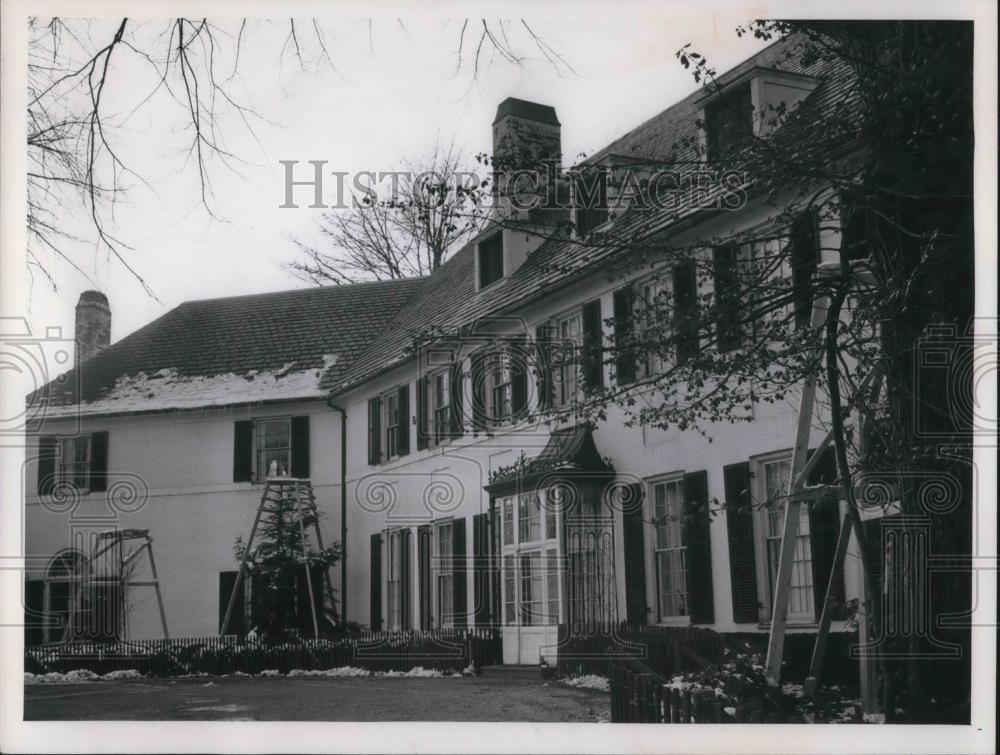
[698,67,820,162]
[473,223,547,292]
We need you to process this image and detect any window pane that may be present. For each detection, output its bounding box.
[654,480,687,620]
[546,549,559,625]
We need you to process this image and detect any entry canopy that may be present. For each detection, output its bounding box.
[485,423,614,496]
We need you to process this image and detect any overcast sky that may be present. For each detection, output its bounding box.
[27,11,772,345]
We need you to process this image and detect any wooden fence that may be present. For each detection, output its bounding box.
[556,623,725,680]
[25,627,502,678]
[610,663,742,723]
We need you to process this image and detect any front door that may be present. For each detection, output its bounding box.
[497,492,561,664]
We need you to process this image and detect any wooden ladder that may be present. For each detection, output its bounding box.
[220,477,338,637]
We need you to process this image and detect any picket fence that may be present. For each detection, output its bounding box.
[25,627,502,677]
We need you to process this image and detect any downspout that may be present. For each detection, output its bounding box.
[327,399,348,623]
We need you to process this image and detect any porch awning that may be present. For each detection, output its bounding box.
[485,423,613,494]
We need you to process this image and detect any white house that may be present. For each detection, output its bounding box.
[25,34,877,669]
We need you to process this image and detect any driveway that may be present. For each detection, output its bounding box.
[24,675,610,722]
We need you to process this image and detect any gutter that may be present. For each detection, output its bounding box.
[326,398,349,624]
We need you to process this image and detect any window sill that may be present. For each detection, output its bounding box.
[757,620,819,630]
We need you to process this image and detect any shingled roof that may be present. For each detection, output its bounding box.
[32,278,425,417]
[331,34,858,395]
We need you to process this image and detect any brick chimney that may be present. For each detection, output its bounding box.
[492,98,563,222]
[75,290,111,364]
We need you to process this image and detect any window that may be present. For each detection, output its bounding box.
[58,436,91,490]
[518,492,542,543]
[255,418,291,480]
[385,392,401,459]
[672,261,699,362]
[705,82,754,162]
[636,277,669,379]
[552,311,582,408]
[519,550,544,626]
[435,521,454,627]
[756,454,814,621]
[574,168,608,237]
[43,550,87,643]
[387,530,404,631]
[503,554,516,625]
[478,233,504,289]
[652,479,688,620]
[432,371,452,443]
[487,351,513,426]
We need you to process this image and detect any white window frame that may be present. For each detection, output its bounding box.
[254,417,292,481]
[498,492,561,627]
[551,309,582,409]
[386,529,405,631]
[485,349,514,427]
[752,450,815,624]
[646,474,690,625]
[56,435,91,491]
[383,391,401,461]
[635,275,670,380]
[430,369,453,445]
[433,519,454,628]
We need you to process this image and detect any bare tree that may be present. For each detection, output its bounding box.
[285,142,487,283]
[26,18,565,294]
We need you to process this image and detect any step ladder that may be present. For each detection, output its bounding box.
[65,528,169,641]
[220,478,338,637]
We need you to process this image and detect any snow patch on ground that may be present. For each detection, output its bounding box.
[863,712,886,724]
[42,356,339,418]
[287,667,371,678]
[562,674,610,692]
[376,666,445,678]
[24,669,141,684]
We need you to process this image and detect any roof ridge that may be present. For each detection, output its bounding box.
[177,276,427,307]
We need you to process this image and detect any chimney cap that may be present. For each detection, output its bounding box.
[493,97,560,127]
[77,290,109,307]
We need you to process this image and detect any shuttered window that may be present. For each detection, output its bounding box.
[723,461,759,624]
[705,82,754,162]
[712,245,743,352]
[683,470,714,624]
[478,233,504,288]
[672,261,699,363]
[231,417,310,482]
[367,397,381,465]
[38,431,109,494]
[652,479,688,619]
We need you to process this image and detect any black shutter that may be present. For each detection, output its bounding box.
[862,518,884,598]
[723,461,758,623]
[219,571,245,635]
[473,513,491,627]
[400,528,411,630]
[290,416,310,478]
[452,517,467,627]
[622,483,648,626]
[88,430,109,492]
[791,211,820,329]
[612,286,636,385]
[582,298,604,389]
[534,323,553,412]
[416,375,429,450]
[449,361,464,438]
[396,385,410,456]
[37,435,57,496]
[683,470,714,624]
[807,446,845,620]
[418,525,431,630]
[367,397,381,465]
[295,564,324,635]
[511,337,529,420]
[673,261,699,363]
[712,245,742,352]
[233,421,254,482]
[370,533,382,630]
[471,353,486,433]
[24,578,44,646]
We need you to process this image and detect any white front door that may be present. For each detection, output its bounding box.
[498,492,562,664]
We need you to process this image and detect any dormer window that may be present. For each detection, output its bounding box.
[478,233,504,289]
[574,168,608,238]
[704,82,754,162]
